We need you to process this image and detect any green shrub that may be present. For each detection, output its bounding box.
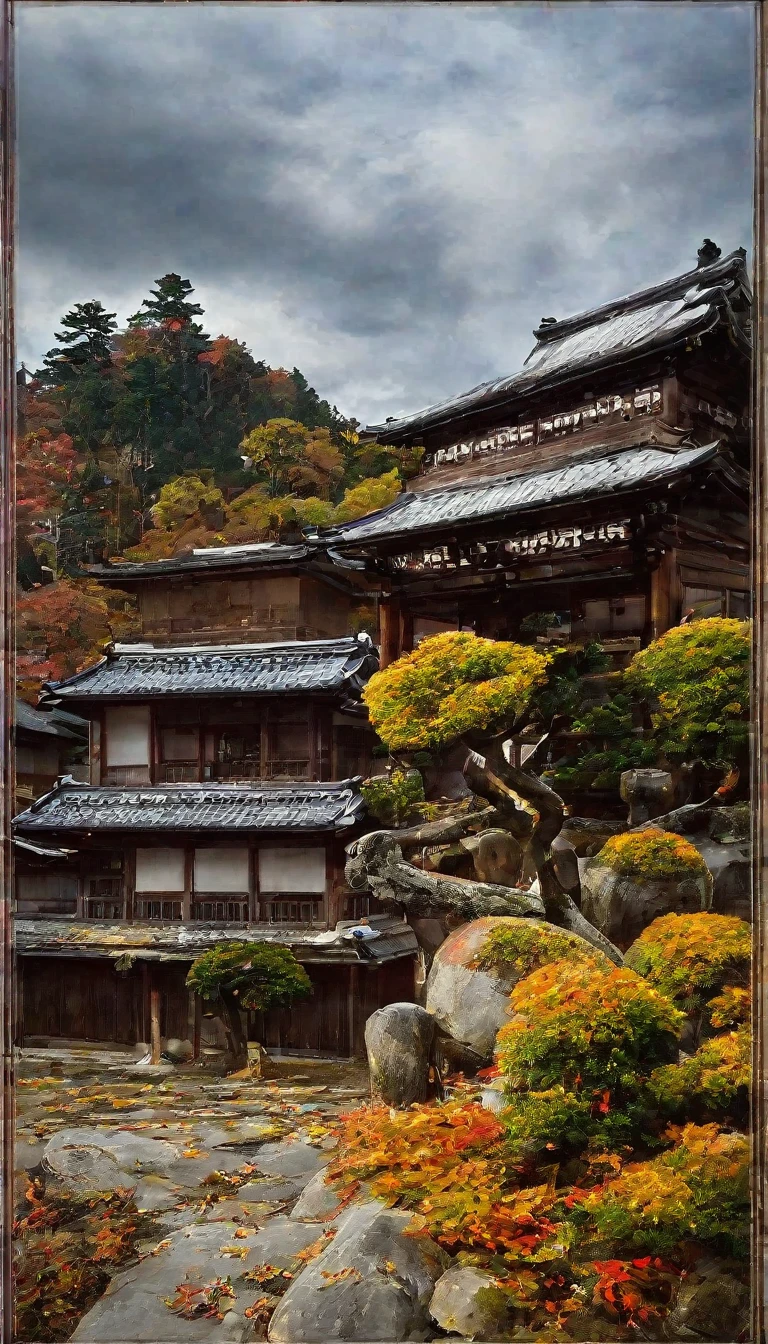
[186,942,312,1012]
[649,1025,750,1122]
[360,768,425,826]
[581,1123,749,1259]
[625,617,750,769]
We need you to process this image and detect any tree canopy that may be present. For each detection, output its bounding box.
[186,941,312,1070]
[363,631,554,752]
[625,617,750,769]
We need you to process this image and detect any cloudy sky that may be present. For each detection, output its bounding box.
[16,2,755,426]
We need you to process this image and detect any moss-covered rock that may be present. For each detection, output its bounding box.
[425,917,609,1065]
[582,832,713,950]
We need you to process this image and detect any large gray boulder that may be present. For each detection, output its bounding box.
[425,917,609,1065]
[663,1268,749,1340]
[691,835,751,923]
[429,1266,509,1339]
[581,862,712,950]
[71,1217,320,1342]
[268,1201,449,1342]
[365,1002,435,1107]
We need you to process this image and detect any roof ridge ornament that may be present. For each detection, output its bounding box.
[697,238,721,268]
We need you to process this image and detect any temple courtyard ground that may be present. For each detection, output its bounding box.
[14,1043,371,1341]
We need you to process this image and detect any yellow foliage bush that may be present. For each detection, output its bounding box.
[363,631,553,752]
[597,828,708,880]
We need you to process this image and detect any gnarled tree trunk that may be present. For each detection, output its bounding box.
[218,989,249,1072]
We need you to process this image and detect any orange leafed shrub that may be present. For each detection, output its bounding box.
[326,1100,561,1259]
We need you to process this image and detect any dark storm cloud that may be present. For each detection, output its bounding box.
[16,2,754,424]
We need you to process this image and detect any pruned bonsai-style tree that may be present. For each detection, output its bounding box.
[348,631,622,963]
[186,942,312,1071]
[625,617,750,787]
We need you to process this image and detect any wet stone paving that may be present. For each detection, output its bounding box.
[14,1044,370,1342]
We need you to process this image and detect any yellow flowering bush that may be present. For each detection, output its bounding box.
[597,828,708,880]
[625,617,750,767]
[362,630,553,752]
[624,912,750,1013]
[496,958,683,1094]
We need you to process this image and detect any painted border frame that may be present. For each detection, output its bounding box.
[0,0,14,1338]
[0,2,765,1341]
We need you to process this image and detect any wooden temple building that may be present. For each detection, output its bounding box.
[327,242,751,663]
[13,543,416,1056]
[13,240,751,1053]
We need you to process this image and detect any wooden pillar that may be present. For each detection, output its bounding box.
[650,547,681,639]
[150,980,162,1064]
[378,595,402,668]
[182,847,193,922]
[192,991,202,1061]
[347,963,358,1060]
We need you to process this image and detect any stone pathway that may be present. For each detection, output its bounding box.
[14,1045,370,1341]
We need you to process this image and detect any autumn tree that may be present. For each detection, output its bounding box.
[186,942,312,1071]
[360,631,613,944]
[333,469,401,523]
[16,578,138,703]
[240,418,317,498]
[150,472,226,531]
[16,430,78,586]
[339,428,423,487]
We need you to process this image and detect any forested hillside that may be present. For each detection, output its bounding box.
[16,273,415,698]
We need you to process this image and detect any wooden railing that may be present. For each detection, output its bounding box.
[103,766,151,786]
[262,897,322,924]
[84,896,125,921]
[264,759,311,781]
[85,877,124,920]
[159,761,199,784]
[342,894,373,921]
[215,759,262,782]
[133,897,183,921]
[191,897,250,923]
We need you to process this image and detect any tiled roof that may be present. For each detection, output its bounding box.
[333,443,720,546]
[14,780,365,834]
[367,248,750,437]
[85,540,316,582]
[15,700,88,741]
[14,914,418,965]
[43,636,378,703]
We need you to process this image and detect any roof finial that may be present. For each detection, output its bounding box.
[697,238,721,268]
[539,317,558,327]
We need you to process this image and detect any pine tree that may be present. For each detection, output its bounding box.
[39,301,117,383]
[127,273,205,329]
